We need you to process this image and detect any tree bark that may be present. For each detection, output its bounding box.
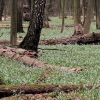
[10,0,17,45]
[74,0,81,26]
[61,0,65,33]
[0,45,68,71]
[83,0,94,34]
[17,0,24,33]
[95,0,100,29]
[43,10,50,28]
[39,32,100,45]
[18,0,46,52]
[4,1,7,21]
[0,84,100,98]
[26,0,31,11]
[0,0,5,21]
[73,0,81,35]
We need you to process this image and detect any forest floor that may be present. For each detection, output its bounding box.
[0,17,100,100]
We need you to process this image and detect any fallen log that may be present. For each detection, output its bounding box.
[39,32,100,45]
[0,84,100,98]
[0,45,69,71]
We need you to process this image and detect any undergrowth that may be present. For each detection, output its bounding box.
[0,17,100,99]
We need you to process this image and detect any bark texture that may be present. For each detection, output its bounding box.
[95,0,100,29]
[39,32,100,45]
[18,0,46,52]
[74,0,81,26]
[0,84,100,98]
[83,0,94,34]
[0,45,68,71]
[10,0,17,45]
[17,0,24,33]
[0,0,5,21]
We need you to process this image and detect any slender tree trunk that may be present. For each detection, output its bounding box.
[4,0,7,21]
[83,0,94,34]
[58,0,61,18]
[0,0,5,21]
[43,10,50,28]
[26,0,31,11]
[31,0,35,14]
[18,0,46,52]
[10,0,17,45]
[61,0,65,33]
[73,0,82,35]
[68,0,72,16]
[74,0,81,27]
[95,0,100,29]
[81,0,85,25]
[17,0,24,33]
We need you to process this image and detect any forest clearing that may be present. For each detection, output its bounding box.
[0,0,100,100]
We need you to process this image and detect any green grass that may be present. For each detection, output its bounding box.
[0,57,45,85]
[0,17,100,99]
[39,45,100,85]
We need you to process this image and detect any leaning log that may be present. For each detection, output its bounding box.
[0,84,100,98]
[39,32,100,45]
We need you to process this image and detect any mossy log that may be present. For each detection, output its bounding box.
[0,84,100,98]
[39,32,100,45]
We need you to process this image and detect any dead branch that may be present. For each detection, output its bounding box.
[38,48,66,51]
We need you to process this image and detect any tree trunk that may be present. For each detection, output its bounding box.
[31,0,35,14]
[73,0,81,35]
[17,0,24,33]
[95,0,100,29]
[58,0,61,17]
[10,0,17,45]
[0,0,5,21]
[4,1,6,21]
[61,0,65,33]
[26,0,31,11]
[83,0,94,34]
[81,0,86,25]
[18,0,46,52]
[43,10,50,28]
